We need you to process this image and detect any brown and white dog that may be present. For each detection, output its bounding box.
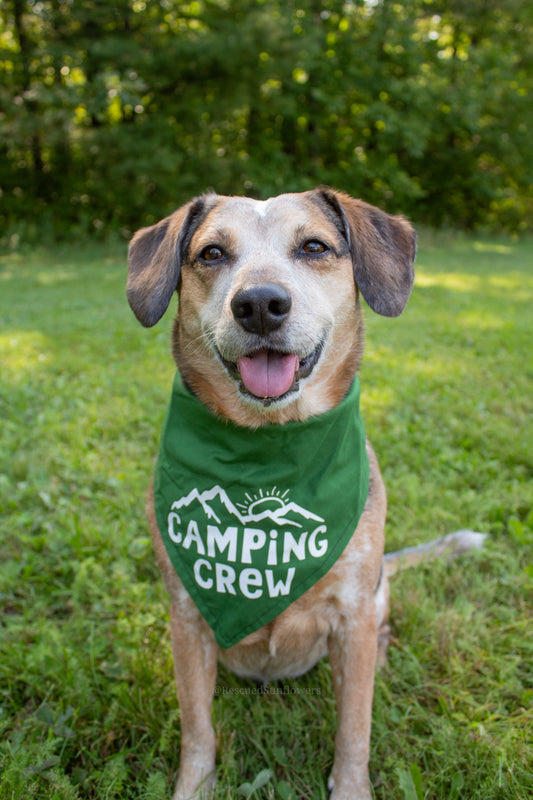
[126,187,415,800]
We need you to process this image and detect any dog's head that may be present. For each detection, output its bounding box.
[127,188,416,425]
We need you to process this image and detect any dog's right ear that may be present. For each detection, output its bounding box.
[315,187,416,318]
[127,198,205,327]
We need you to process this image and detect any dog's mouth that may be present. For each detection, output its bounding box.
[218,342,323,406]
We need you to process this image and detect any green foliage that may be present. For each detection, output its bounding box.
[1,0,532,238]
[0,233,532,798]
[237,768,274,798]
[397,763,424,800]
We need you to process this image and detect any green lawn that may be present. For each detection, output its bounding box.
[0,232,532,800]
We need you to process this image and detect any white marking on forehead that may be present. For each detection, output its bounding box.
[249,198,273,218]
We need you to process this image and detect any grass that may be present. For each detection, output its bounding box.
[0,230,532,800]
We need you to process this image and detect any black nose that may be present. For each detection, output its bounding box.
[230,282,292,335]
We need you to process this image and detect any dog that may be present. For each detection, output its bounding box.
[125,186,421,799]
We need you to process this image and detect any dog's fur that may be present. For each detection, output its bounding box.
[127,187,417,800]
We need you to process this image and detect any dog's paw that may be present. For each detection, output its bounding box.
[329,787,372,800]
[173,763,216,800]
[328,770,372,800]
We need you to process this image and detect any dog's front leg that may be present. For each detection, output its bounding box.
[327,606,378,800]
[169,602,218,800]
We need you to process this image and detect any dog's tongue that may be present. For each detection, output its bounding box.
[238,350,299,398]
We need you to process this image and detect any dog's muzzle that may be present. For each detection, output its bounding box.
[217,282,324,405]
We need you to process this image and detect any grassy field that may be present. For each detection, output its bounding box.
[0,231,532,800]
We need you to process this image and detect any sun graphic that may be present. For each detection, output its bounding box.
[236,487,290,517]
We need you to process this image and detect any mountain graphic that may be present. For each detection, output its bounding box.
[170,485,324,529]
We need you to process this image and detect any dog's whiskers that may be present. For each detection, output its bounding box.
[180,328,216,356]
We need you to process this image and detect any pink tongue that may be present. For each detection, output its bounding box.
[238,350,299,398]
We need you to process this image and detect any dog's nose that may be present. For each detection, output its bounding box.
[231,283,292,335]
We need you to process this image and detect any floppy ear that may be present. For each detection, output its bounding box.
[127,198,205,327]
[318,188,416,317]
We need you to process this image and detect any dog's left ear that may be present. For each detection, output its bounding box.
[127,198,206,327]
[318,188,416,317]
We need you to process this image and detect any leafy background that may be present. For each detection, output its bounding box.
[1,0,532,239]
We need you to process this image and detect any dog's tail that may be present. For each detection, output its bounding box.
[384,530,488,577]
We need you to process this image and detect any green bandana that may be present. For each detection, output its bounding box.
[154,375,370,649]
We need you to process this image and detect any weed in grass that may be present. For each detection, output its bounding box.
[1,235,532,799]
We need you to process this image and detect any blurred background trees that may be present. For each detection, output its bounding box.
[1,0,532,238]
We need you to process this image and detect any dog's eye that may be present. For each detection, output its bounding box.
[200,245,225,262]
[301,240,328,255]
